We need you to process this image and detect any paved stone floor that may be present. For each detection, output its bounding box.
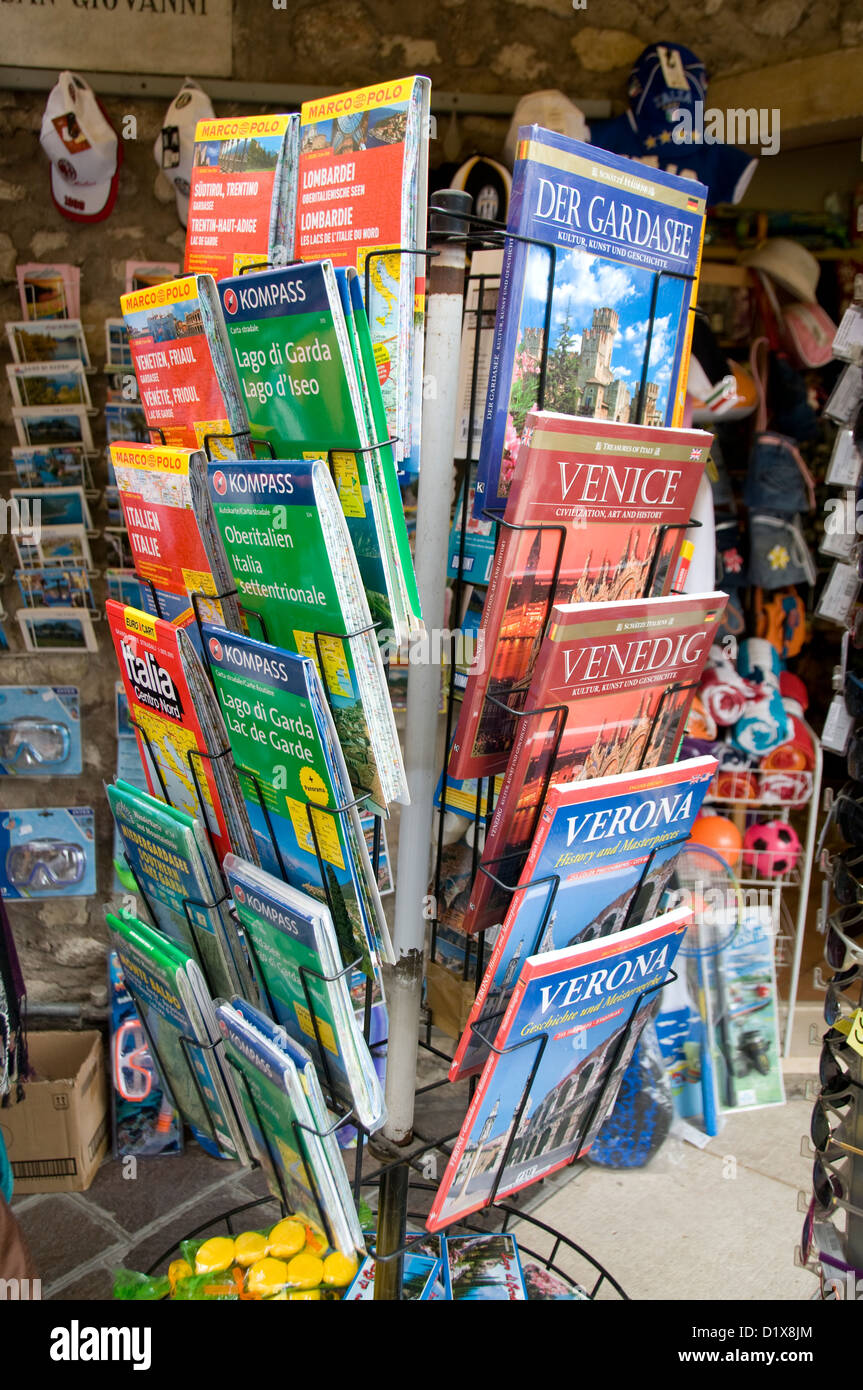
[11,1027,821,1301]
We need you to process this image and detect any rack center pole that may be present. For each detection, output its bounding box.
[374,191,471,1301]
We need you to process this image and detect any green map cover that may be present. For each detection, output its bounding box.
[203,457,407,814]
[200,623,391,988]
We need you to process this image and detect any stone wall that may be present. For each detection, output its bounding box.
[232,0,858,103]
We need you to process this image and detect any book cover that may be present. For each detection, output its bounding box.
[184,114,300,281]
[450,755,716,1081]
[111,442,240,638]
[232,999,364,1253]
[216,999,359,1256]
[442,1234,527,1301]
[296,76,430,477]
[450,411,711,779]
[203,457,405,812]
[455,249,503,462]
[121,275,248,461]
[213,261,415,643]
[108,911,245,1160]
[473,127,707,516]
[106,601,236,863]
[426,907,689,1231]
[463,591,727,936]
[107,780,244,1001]
[344,1252,440,1301]
[222,851,385,1131]
[199,623,391,985]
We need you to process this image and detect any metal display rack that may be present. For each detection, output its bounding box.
[700,743,823,1057]
[132,191,703,1300]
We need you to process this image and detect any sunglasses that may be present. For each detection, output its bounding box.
[821,1028,863,1092]
[829,848,863,907]
[847,671,863,720]
[836,784,863,847]
[813,1152,863,1220]
[5,839,85,890]
[811,1092,863,1158]
[0,719,70,770]
[849,729,863,784]
[826,902,863,970]
[800,1196,862,1279]
[825,966,863,1025]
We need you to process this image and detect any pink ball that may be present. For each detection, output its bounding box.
[742,820,801,878]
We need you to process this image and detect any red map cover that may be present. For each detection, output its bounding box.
[449,411,711,781]
[462,590,727,937]
[106,600,233,862]
[120,277,235,456]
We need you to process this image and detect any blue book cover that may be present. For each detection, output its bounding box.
[428,906,689,1231]
[451,755,716,1081]
[344,1251,440,1301]
[473,127,707,517]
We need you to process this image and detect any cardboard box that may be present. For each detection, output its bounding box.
[425,960,476,1042]
[0,1031,108,1194]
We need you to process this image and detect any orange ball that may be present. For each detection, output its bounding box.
[688,813,743,869]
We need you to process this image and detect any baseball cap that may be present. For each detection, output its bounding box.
[503,90,590,167]
[451,155,512,224]
[40,72,122,223]
[627,42,708,141]
[154,78,214,226]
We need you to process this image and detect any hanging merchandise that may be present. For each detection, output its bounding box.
[39,71,122,223]
[589,42,758,205]
[0,686,81,777]
[0,807,96,901]
[108,950,182,1160]
[153,79,215,229]
[0,897,27,1103]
